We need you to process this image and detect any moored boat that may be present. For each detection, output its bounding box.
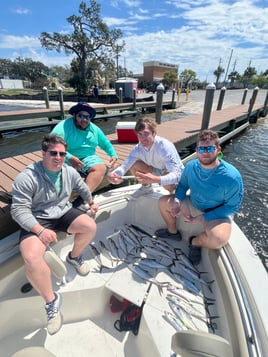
[0,184,268,357]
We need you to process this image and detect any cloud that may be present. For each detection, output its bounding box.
[11,7,31,15]
[0,35,40,49]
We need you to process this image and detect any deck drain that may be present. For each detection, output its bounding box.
[21,282,33,294]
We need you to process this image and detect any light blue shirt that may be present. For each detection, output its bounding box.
[175,159,244,221]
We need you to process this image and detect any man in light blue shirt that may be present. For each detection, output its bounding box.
[156,129,244,265]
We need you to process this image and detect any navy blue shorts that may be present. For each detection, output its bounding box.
[19,208,84,242]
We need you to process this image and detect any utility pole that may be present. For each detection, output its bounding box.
[116,45,119,80]
[223,48,233,87]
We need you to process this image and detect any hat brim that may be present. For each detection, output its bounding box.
[69,103,96,119]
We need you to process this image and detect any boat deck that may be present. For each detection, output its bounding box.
[1,186,266,356]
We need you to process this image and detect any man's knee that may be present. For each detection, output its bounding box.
[158,194,172,210]
[206,227,231,249]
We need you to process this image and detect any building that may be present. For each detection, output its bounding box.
[143,61,178,83]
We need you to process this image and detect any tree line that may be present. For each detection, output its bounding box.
[0,0,267,93]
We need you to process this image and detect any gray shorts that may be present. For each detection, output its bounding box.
[152,167,166,176]
[19,208,84,242]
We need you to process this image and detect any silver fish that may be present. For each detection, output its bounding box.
[163,311,185,331]
[167,284,204,305]
[166,294,207,321]
[171,272,203,296]
[107,237,121,260]
[172,264,214,293]
[138,258,173,271]
[168,302,198,331]
[88,243,111,271]
[98,240,115,265]
[142,245,175,260]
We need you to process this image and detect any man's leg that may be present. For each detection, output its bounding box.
[20,236,54,303]
[191,218,231,249]
[66,213,97,275]
[157,195,178,234]
[67,213,97,257]
[130,160,153,177]
[20,236,61,335]
[85,163,107,192]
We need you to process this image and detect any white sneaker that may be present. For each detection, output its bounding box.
[66,252,90,276]
[45,292,62,335]
[131,185,153,199]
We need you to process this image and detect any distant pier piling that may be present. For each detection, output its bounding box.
[247,87,259,120]
[43,87,49,109]
[241,88,248,105]
[217,86,226,111]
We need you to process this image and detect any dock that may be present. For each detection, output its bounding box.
[0,103,264,200]
[0,98,175,135]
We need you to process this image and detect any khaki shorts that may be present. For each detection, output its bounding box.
[183,196,231,225]
[183,196,204,217]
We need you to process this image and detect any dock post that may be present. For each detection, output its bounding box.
[155,83,164,124]
[217,86,226,110]
[186,88,189,102]
[247,86,259,120]
[58,87,65,119]
[261,90,268,117]
[133,88,137,111]
[201,83,216,130]
[177,88,181,102]
[43,87,49,108]
[119,88,123,103]
[171,89,176,109]
[241,88,248,104]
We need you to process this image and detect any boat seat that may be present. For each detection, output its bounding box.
[171,330,232,357]
[11,346,56,357]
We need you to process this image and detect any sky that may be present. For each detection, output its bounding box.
[0,0,267,82]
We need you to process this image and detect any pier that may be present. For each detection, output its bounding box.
[0,102,265,200]
[0,98,175,136]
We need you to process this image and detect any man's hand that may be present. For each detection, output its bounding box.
[87,201,99,215]
[184,214,204,224]
[69,156,85,171]
[107,172,123,184]
[135,171,159,185]
[108,157,118,170]
[38,228,58,246]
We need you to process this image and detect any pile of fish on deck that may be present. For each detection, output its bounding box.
[88,224,218,333]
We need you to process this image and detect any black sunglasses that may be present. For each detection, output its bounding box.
[48,151,66,157]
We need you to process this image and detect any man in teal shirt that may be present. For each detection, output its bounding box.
[52,102,118,199]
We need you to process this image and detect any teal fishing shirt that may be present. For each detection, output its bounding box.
[51,117,118,163]
[175,159,244,221]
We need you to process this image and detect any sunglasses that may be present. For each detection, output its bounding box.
[77,113,91,120]
[197,146,216,153]
[48,151,67,157]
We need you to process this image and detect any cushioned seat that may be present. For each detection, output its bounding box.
[171,330,232,357]
[11,346,56,357]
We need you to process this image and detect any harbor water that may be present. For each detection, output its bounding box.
[0,103,267,271]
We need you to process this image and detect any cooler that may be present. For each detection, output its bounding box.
[116,122,138,143]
